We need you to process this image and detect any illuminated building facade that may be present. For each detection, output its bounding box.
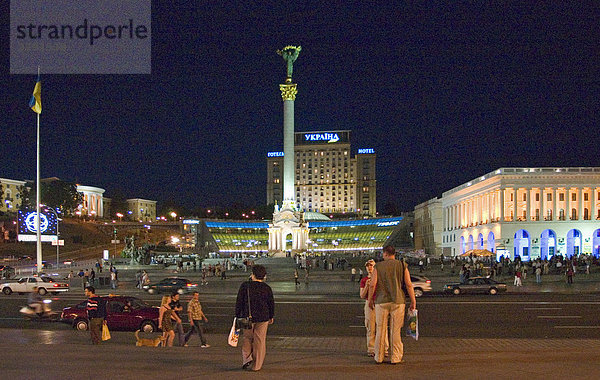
[416,167,600,260]
[267,130,376,216]
[126,198,156,222]
[76,185,105,218]
[0,178,27,212]
[183,216,406,254]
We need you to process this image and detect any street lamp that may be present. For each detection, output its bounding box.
[116,212,123,222]
[170,212,177,221]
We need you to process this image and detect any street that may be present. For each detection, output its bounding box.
[1,291,599,339]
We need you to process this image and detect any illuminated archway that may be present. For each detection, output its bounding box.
[478,233,484,250]
[566,229,582,258]
[467,235,474,251]
[514,229,530,260]
[459,236,465,254]
[487,231,495,253]
[593,229,600,258]
[540,229,556,260]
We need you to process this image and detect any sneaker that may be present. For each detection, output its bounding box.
[242,361,253,370]
[201,344,211,348]
[367,352,375,357]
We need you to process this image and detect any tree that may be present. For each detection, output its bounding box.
[19,180,82,215]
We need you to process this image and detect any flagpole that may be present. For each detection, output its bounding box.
[36,66,42,273]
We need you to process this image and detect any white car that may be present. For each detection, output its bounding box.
[1,276,69,295]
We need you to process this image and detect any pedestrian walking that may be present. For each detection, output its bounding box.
[235,265,274,372]
[90,269,96,286]
[170,293,186,346]
[360,259,388,357]
[351,267,356,282]
[294,269,299,285]
[535,266,542,284]
[566,266,574,284]
[158,296,179,347]
[85,286,106,345]
[184,292,210,347]
[110,271,117,289]
[368,246,417,364]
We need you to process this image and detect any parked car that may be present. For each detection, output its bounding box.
[444,276,507,295]
[1,275,69,295]
[142,277,198,294]
[410,275,432,297]
[61,295,159,332]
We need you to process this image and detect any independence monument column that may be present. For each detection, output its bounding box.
[268,46,308,256]
[278,46,301,211]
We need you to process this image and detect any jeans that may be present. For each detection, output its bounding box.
[174,321,185,346]
[184,320,207,345]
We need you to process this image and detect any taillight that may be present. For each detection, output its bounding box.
[187,283,197,287]
[426,280,431,284]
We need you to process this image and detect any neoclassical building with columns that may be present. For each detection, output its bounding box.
[416,167,600,260]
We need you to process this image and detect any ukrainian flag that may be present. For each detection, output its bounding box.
[29,75,42,114]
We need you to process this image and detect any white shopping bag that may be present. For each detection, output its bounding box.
[406,309,418,340]
[228,318,240,347]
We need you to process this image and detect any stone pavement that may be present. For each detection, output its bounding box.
[2,329,599,379]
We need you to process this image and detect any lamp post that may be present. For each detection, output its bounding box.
[116,212,123,222]
[170,212,177,221]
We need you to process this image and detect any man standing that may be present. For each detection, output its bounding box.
[184,292,210,348]
[170,293,186,346]
[235,265,274,372]
[368,246,416,364]
[85,286,106,345]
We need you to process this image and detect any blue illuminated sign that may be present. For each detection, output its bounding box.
[267,152,284,157]
[304,133,339,143]
[18,210,58,236]
[358,148,375,154]
[183,219,200,225]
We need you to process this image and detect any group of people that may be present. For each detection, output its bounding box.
[158,292,210,347]
[359,246,417,364]
[83,251,415,371]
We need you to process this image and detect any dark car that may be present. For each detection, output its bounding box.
[444,276,507,295]
[142,277,198,295]
[60,296,159,332]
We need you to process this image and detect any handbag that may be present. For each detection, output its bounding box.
[101,321,111,341]
[235,281,253,330]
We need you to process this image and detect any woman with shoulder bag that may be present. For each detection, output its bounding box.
[235,265,274,372]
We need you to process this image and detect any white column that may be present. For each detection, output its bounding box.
[526,187,531,221]
[512,188,517,221]
[567,188,571,220]
[595,188,599,220]
[499,189,504,221]
[540,188,545,221]
[553,188,558,221]
[579,187,584,220]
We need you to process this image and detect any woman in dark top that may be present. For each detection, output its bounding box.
[235,265,274,372]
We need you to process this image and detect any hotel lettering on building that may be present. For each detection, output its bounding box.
[266,130,376,216]
[414,167,600,260]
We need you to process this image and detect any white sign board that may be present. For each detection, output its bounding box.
[51,239,65,246]
[103,250,110,260]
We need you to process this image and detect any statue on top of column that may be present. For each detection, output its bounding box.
[277,45,302,82]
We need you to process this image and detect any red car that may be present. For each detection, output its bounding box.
[61,296,159,332]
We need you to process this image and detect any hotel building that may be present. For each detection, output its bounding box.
[267,130,377,216]
[414,167,600,259]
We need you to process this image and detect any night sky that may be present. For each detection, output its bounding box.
[1,3,599,214]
